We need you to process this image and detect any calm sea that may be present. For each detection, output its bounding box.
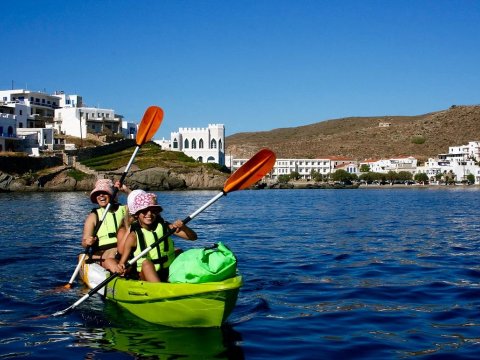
[1,188,479,359]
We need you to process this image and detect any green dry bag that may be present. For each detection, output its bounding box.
[168,242,237,283]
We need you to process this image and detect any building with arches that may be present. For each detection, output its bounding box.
[158,124,225,166]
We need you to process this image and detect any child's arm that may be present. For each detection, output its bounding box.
[114,232,137,274]
[169,220,197,240]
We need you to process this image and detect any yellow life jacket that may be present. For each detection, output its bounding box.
[132,220,175,272]
[92,204,127,251]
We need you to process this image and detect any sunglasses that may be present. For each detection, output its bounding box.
[138,207,161,215]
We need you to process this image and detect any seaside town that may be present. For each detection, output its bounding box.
[1,88,480,186]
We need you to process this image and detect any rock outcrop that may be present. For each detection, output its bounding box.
[0,165,228,192]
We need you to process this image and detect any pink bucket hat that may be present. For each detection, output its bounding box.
[127,189,146,215]
[130,192,163,215]
[90,179,115,203]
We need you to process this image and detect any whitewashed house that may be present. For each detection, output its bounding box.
[367,156,417,174]
[415,141,480,184]
[0,89,59,128]
[121,120,137,139]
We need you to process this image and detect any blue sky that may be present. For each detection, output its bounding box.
[2,0,479,139]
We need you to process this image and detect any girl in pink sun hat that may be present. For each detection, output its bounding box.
[115,192,197,282]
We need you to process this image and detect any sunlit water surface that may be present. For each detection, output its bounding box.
[1,188,480,359]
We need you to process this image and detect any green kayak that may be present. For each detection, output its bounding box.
[80,262,242,327]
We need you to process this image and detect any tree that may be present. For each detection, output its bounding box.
[278,174,290,184]
[359,164,370,172]
[290,171,300,180]
[311,170,324,182]
[414,173,429,183]
[331,169,353,182]
[466,173,475,184]
[397,171,413,181]
[386,171,397,183]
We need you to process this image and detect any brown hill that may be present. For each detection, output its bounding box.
[225,105,480,162]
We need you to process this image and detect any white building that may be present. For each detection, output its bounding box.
[416,144,480,184]
[335,162,360,175]
[364,156,418,174]
[155,124,225,166]
[16,127,54,155]
[231,157,332,180]
[54,106,119,138]
[0,89,59,128]
[121,120,138,139]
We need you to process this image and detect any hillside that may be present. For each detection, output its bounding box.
[225,105,480,162]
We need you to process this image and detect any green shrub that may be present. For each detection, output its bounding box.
[67,169,87,181]
[411,135,426,144]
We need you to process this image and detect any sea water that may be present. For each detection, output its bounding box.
[0,188,479,359]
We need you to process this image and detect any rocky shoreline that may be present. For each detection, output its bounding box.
[2,169,476,193]
[0,166,229,193]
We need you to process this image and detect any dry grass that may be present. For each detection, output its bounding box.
[225,105,480,162]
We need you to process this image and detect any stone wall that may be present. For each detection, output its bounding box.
[67,139,136,161]
[0,155,63,175]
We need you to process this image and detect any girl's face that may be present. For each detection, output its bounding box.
[96,192,111,207]
[137,208,160,228]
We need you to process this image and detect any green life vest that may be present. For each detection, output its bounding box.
[92,204,127,251]
[132,220,175,273]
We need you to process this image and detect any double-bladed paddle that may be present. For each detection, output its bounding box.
[63,106,163,289]
[52,148,276,317]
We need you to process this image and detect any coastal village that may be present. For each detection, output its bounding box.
[1,88,480,186]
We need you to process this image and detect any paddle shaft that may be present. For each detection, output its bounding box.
[66,146,141,286]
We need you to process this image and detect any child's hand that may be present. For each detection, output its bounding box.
[171,220,184,233]
[83,235,97,247]
[115,263,126,275]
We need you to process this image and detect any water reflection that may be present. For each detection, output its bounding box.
[74,303,244,359]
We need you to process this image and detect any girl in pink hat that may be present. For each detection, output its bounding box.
[82,178,131,272]
[115,192,197,282]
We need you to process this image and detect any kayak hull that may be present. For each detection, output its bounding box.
[80,261,242,327]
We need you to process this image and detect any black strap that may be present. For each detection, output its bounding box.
[136,221,169,268]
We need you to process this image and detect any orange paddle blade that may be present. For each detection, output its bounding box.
[136,106,164,146]
[224,148,276,193]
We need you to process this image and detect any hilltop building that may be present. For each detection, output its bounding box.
[154,124,225,166]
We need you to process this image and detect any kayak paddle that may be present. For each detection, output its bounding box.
[51,148,276,317]
[63,106,163,289]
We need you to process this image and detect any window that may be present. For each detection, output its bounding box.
[0,126,3,135]
[199,139,204,149]
[173,139,178,149]
[219,139,223,150]
[192,139,196,149]
[211,139,217,149]
[19,110,23,115]
[184,139,189,148]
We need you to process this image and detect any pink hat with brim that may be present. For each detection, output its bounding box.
[130,192,163,215]
[90,179,115,203]
[127,189,146,215]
